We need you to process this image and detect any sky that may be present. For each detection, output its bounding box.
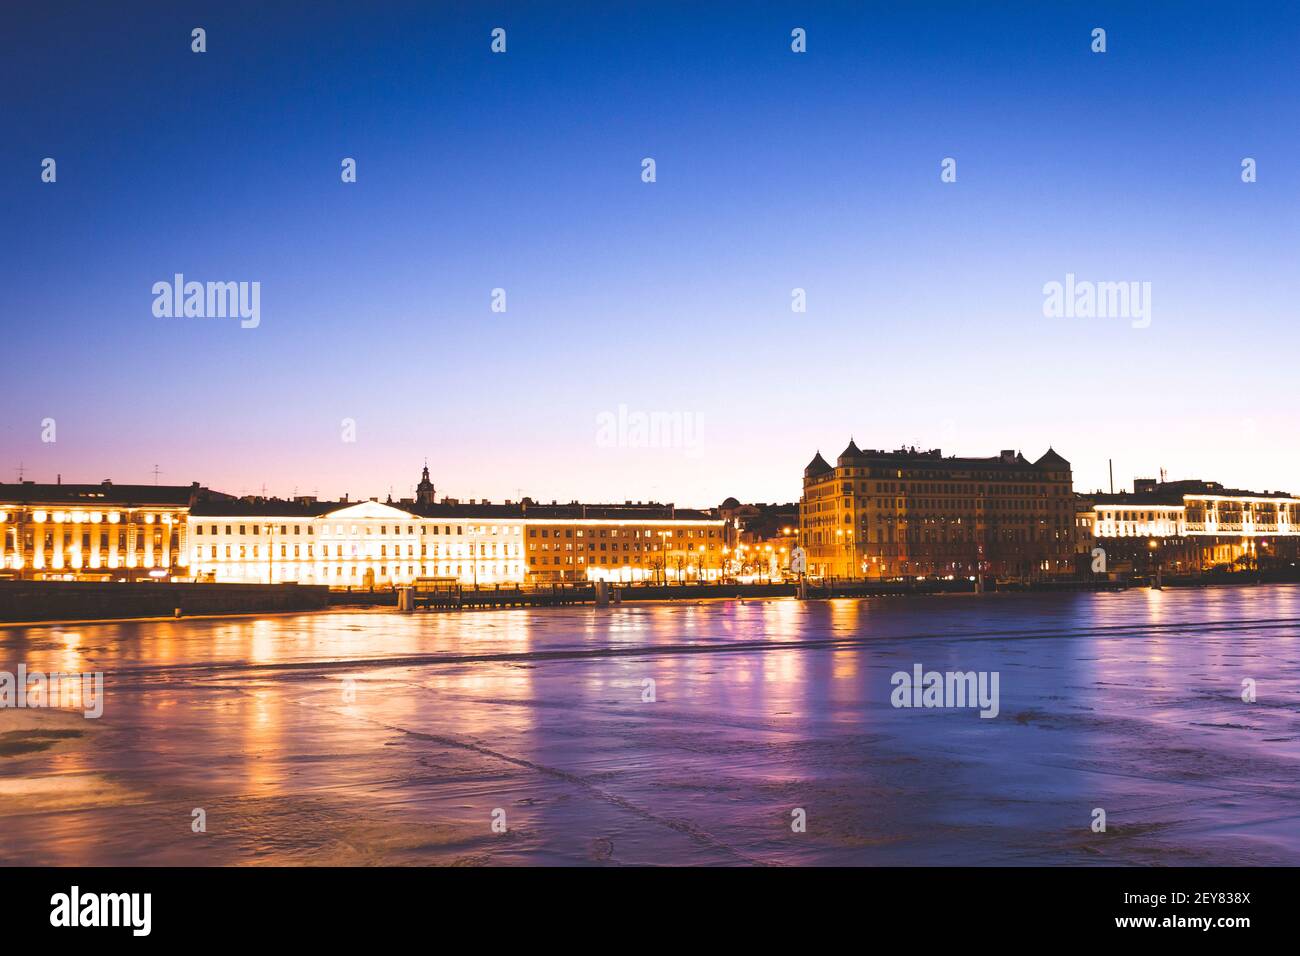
[2,1,1297,505]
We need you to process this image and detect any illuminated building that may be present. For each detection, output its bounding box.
[0,480,226,581]
[800,442,1076,580]
[3,470,723,588]
[184,470,723,587]
[187,497,527,587]
[518,500,723,584]
[720,499,799,580]
[1078,478,1300,572]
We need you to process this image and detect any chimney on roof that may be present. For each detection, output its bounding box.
[1000,449,1015,462]
[56,474,61,485]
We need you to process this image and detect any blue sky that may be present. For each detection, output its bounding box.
[2,1,1296,503]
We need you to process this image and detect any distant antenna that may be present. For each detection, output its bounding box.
[1160,467,1167,484]
[152,464,162,485]
[15,461,25,482]
[1108,459,1114,495]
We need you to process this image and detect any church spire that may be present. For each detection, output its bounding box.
[416,461,436,505]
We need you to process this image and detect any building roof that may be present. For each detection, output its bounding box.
[807,445,1069,476]
[191,497,720,522]
[190,498,340,518]
[1094,479,1298,507]
[1091,492,1184,507]
[517,501,717,521]
[1034,447,1070,468]
[0,480,220,508]
[804,451,833,477]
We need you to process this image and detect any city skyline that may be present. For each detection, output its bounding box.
[5,1,1297,509]
[5,437,1298,508]
[7,434,1300,509]
[5,443,1297,590]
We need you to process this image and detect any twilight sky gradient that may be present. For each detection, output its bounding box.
[3,1,1297,505]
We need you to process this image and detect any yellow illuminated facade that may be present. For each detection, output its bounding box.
[523,516,723,584]
[800,443,1077,580]
[1080,479,1300,572]
[0,481,198,580]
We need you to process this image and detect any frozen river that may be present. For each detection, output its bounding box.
[2,586,1298,865]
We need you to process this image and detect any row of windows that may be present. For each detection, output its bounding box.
[528,527,716,539]
[530,541,714,552]
[197,542,525,560]
[195,564,524,578]
[530,554,709,565]
[191,523,722,538]
[194,523,508,537]
[822,468,1065,484]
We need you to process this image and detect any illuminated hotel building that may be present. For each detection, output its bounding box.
[800,442,1077,579]
[0,480,221,580]
[1079,478,1300,572]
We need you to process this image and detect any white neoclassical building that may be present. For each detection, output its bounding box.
[187,499,527,586]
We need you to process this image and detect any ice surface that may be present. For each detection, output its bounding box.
[1,586,1297,865]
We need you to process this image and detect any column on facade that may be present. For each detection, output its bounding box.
[47,519,62,570]
[145,516,157,568]
[89,516,102,569]
[157,516,169,570]
[106,516,119,568]
[33,514,46,570]
[176,518,188,570]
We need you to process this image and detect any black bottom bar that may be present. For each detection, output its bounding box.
[0,866,1287,942]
